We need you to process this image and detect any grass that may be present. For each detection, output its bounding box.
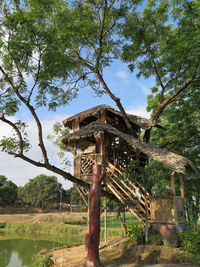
[63,212,139,228]
[0,211,129,245]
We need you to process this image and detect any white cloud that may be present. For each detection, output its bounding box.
[126,105,150,119]
[114,70,129,80]
[0,114,73,189]
[134,81,151,96]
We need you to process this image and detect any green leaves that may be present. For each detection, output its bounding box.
[0,120,31,154]
[21,174,61,210]
[122,0,200,118]
[0,176,18,206]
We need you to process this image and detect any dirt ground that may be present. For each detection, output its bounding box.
[50,238,200,267]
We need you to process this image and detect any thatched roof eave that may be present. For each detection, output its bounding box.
[62,121,197,175]
[62,104,162,130]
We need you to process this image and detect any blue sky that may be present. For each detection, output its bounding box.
[0,60,154,189]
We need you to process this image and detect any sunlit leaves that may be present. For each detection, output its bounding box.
[20,174,61,210]
[0,120,31,154]
[122,0,200,115]
[47,122,72,167]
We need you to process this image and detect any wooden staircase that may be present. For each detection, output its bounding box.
[106,161,150,221]
[76,155,150,221]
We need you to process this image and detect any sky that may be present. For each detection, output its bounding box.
[0,60,154,189]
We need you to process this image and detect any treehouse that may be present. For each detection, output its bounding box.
[62,105,196,232]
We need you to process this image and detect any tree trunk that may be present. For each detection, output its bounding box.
[85,165,104,267]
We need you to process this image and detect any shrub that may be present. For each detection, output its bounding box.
[176,231,200,254]
[126,223,144,244]
[148,232,163,245]
[0,222,6,228]
[32,253,53,267]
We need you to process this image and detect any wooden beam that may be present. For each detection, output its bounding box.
[179,173,185,199]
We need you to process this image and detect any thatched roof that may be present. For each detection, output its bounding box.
[62,121,197,174]
[62,104,162,130]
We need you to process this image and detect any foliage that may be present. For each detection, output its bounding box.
[176,230,200,254]
[150,101,200,202]
[122,0,200,122]
[122,0,200,201]
[47,122,72,168]
[33,253,53,267]
[185,201,200,231]
[148,232,163,245]
[20,174,61,211]
[125,160,172,196]
[0,175,18,206]
[0,222,6,228]
[126,223,144,244]
[0,0,199,206]
[65,186,85,206]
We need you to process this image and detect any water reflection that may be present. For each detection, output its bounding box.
[0,234,62,267]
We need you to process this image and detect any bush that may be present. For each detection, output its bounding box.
[0,222,6,228]
[126,223,144,244]
[176,231,200,254]
[32,253,53,267]
[148,232,163,245]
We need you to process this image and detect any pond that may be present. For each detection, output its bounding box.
[0,232,63,267]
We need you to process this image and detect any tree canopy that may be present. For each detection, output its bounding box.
[0,0,199,202]
[0,175,18,206]
[20,174,61,211]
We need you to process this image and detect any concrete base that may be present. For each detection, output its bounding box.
[150,223,186,248]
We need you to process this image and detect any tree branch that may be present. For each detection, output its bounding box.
[27,50,43,103]
[96,0,108,69]
[0,114,24,154]
[152,60,165,103]
[172,87,196,102]
[0,65,49,164]
[160,136,197,148]
[76,51,138,137]
[95,71,138,138]
[151,76,200,122]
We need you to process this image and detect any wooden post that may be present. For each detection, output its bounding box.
[85,165,104,267]
[171,171,179,225]
[171,171,176,196]
[136,149,140,164]
[73,141,77,176]
[179,173,185,199]
[104,196,107,243]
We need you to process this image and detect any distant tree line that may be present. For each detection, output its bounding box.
[0,174,85,211]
